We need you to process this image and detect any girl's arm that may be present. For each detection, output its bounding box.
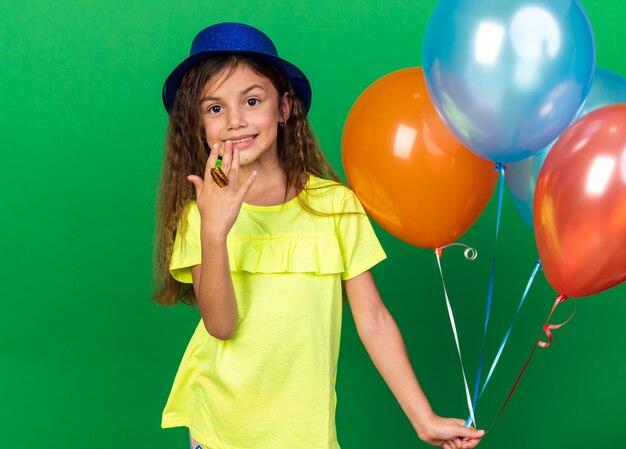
[190,236,238,340]
[188,141,257,340]
[344,270,485,449]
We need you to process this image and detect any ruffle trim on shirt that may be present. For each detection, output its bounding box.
[228,234,344,275]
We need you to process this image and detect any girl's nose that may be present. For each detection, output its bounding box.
[226,108,246,129]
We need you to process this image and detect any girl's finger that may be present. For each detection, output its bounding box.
[462,438,481,449]
[187,175,203,193]
[221,140,233,174]
[236,170,258,201]
[209,142,221,163]
[230,147,240,181]
[453,438,465,449]
[205,142,221,180]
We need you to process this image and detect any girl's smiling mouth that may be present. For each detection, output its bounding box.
[227,135,257,149]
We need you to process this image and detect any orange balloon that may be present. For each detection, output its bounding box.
[534,104,626,297]
[342,68,498,248]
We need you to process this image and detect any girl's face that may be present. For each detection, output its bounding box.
[199,64,290,168]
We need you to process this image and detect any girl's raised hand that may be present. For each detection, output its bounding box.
[187,140,257,241]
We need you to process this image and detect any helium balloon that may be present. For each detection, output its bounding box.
[579,67,626,116]
[342,68,498,249]
[507,68,626,227]
[534,104,626,297]
[423,0,595,163]
[505,148,550,227]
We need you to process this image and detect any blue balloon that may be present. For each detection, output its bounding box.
[423,0,596,163]
[506,68,626,227]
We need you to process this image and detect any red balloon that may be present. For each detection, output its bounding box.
[534,103,626,297]
[342,68,497,248]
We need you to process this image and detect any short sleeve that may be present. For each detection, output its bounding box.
[333,186,387,280]
[169,202,202,283]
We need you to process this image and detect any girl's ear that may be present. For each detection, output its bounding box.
[280,92,293,122]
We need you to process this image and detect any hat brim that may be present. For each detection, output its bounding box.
[162,50,312,114]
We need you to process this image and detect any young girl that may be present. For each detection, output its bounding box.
[154,22,484,449]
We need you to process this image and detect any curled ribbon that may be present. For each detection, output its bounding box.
[488,293,576,430]
[537,294,575,348]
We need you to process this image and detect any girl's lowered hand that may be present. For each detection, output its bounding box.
[187,140,257,240]
[417,416,485,449]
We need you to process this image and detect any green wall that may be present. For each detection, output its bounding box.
[3,1,625,448]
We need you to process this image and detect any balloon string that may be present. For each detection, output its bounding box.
[434,244,478,428]
[464,259,541,426]
[486,294,576,432]
[469,163,506,426]
[480,259,541,395]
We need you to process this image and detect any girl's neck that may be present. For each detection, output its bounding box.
[241,164,294,207]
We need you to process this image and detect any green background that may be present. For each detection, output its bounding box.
[3,1,625,448]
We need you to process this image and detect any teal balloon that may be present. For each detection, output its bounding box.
[506,149,550,228]
[506,68,626,227]
[423,0,596,163]
[578,68,626,116]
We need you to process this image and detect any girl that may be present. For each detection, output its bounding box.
[154,22,484,449]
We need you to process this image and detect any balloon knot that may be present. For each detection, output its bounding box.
[435,248,444,257]
[557,294,568,303]
[494,162,506,172]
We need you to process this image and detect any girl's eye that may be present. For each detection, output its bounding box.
[208,105,222,114]
[246,98,260,107]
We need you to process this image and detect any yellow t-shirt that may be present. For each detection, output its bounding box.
[162,175,386,449]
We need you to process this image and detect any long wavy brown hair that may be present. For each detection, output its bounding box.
[153,55,342,306]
